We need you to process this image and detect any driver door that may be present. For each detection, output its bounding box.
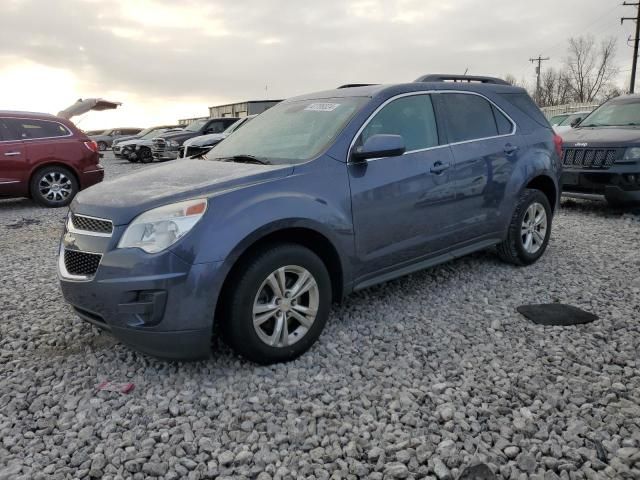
[348,94,458,280]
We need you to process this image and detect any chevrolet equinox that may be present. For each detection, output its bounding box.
[58,75,562,364]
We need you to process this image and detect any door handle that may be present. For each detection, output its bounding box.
[504,144,519,155]
[4,151,21,156]
[430,161,450,174]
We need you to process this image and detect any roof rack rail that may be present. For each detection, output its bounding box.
[337,83,378,89]
[414,74,510,85]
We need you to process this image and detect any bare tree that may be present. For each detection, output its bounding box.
[538,68,572,107]
[565,35,618,102]
[504,73,519,86]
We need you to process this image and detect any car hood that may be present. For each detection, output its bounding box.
[156,131,199,143]
[561,126,640,147]
[184,133,226,147]
[71,159,294,225]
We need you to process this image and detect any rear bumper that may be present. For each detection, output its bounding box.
[80,166,104,189]
[59,246,224,360]
[561,167,640,204]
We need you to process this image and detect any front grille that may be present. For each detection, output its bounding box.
[563,148,619,169]
[64,250,102,276]
[152,138,167,154]
[71,214,113,235]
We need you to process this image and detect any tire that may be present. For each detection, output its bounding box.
[221,243,332,364]
[30,166,79,208]
[97,141,107,151]
[497,188,552,266]
[139,148,153,164]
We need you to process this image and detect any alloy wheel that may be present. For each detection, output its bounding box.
[252,265,319,348]
[521,202,547,254]
[39,171,73,203]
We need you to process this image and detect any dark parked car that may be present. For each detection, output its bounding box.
[90,128,143,151]
[111,126,168,157]
[58,75,561,363]
[179,115,256,158]
[561,94,640,206]
[0,111,103,207]
[151,117,238,161]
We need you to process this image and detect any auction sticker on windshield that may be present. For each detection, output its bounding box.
[305,103,341,112]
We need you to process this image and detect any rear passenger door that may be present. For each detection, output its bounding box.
[437,92,517,242]
[0,118,27,196]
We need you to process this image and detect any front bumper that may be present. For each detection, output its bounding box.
[59,232,224,360]
[561,166,640,204]
[152,149,179,161]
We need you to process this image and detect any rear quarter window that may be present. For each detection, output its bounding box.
[500,93,549,127]
[440,93,499,142]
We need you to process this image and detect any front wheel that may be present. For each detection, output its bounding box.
[97,141,107,151]
[221,244,332,364]
[497,188,552,265]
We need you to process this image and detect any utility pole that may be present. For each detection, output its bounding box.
[529,55,550,104]
[621,1,640,93]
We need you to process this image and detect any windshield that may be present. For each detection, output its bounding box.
[558,113,586,126]
[185,119,207,132]
[581,99,640,127]
[205,97,367,164]
[141,128,167,139]
[135,127,154,137]
[225,116,253,134]
[549,115,569,126]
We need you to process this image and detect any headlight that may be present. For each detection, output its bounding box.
[623,147,640,161]
[117,199,207,253]
[167,140,180,147]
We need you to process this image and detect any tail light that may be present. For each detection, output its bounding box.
[553,134,563,159]
[83,140,99,153]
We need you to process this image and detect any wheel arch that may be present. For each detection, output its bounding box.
[524,174,558,212]
[28,162,81,198]
[213,223,348,332]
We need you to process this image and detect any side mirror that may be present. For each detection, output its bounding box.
[351,134,406,161]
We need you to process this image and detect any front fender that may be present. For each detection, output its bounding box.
[169,156,354,284]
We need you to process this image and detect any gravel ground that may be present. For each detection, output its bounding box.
[1,153,639,480]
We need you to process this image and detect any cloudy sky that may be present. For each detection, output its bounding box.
[0,0,634,129]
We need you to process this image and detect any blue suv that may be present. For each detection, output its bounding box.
[58,75,562,364]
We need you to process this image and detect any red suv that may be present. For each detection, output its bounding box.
[0,111,104,207]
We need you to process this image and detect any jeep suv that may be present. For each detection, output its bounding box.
[58,75,561,364]
[561,94,640,206]
[0,111,103,207]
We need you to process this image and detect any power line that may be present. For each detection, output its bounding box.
[621,1,640,92]
[529,56,550,103]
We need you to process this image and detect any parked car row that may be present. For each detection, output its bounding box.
[89,127,143,151]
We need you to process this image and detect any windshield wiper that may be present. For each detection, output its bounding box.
[217,154,270,165]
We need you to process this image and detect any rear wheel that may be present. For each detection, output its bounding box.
[497,188,552,265]
[221,244,332,364]
[30,166,78,207]
[97,141,107,151]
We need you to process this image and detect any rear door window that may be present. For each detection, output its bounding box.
[0,119,20,141]
[5,118,71,140]
[440,93,499,143]
[359,94,440,152]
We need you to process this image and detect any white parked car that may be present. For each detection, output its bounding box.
[180,115,256,158]
[553,111,592,135]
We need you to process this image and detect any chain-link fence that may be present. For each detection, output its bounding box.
[540,103,599,119]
